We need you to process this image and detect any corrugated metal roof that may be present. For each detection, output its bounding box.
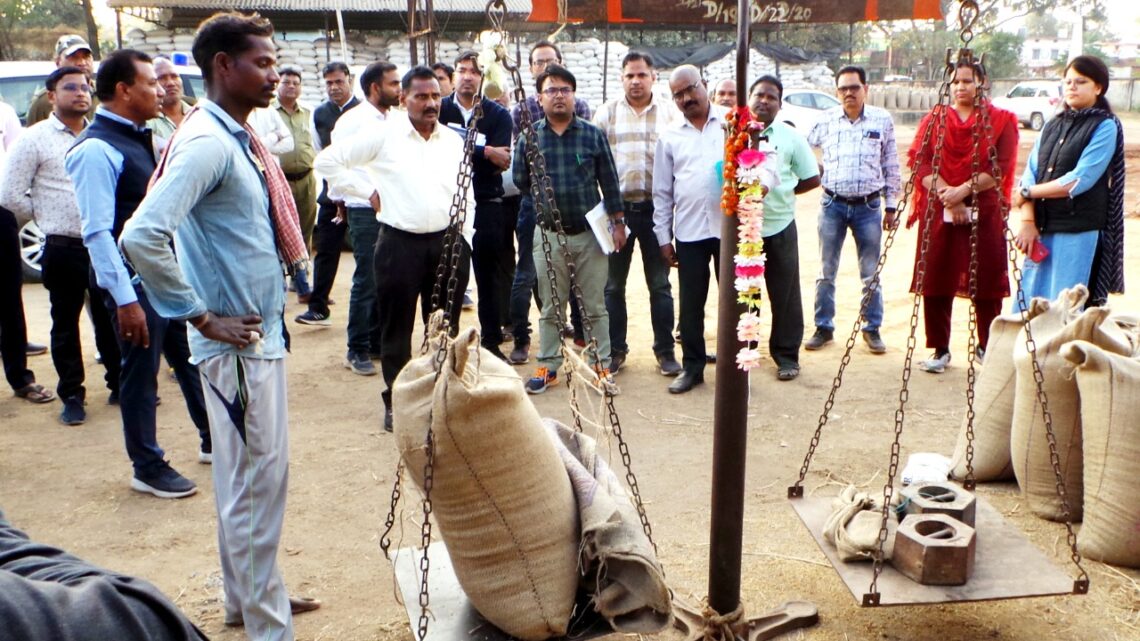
[108,0,529,11]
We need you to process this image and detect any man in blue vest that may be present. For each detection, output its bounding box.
[67,49,211,499]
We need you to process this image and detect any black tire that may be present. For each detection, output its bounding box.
[1030,113,1045,131]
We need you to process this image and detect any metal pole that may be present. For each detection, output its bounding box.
[408,0,418,66]
[707,0,751,616]
[602,22,611,104]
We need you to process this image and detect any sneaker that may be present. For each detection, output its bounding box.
[508,341,530,365]
[131,463,198,499]
[59,397,86,426]
[609,351,627,374]
[198,448,213,465]
[804,328,834,350]
[26,342,47,356]
[862,330,887,354]
[462,293,475,310]
[657,354,683,377]
[919,351,951,374]
[295,310,331,326]
[525,367,558,394]
[344,351,377,376]
[383,407,393,433]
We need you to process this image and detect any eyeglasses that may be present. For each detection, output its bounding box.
[58,83,91,93]
[542,86,573,97]
[672,82,701,101]
[837,85,863,94]
[532,58,559,67]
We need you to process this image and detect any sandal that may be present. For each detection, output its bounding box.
[15,383,55,404]
[776,366,800,381]
[224,596,321,627]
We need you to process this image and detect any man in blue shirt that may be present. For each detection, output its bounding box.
[120,14,319,640]
[66,49,210,499]
[513,65,626,394]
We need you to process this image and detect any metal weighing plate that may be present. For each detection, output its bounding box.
[790,494,1076,606]
[392,542,614,641]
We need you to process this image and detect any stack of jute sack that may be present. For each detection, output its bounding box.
[948,285,1140,568]
[392,321,671,640]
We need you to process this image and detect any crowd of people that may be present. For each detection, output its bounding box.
[0,9,1127,641]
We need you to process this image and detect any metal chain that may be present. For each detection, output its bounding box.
[987,108,1091,592]
[961,50,986,491]
[486,0,657,552]
[866,48,958,604]
[379,461,405,557]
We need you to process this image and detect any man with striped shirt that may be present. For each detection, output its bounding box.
[593,52,680,376]
[805,65,901,354]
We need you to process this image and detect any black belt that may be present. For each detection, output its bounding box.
[378,222,448,239]
[45,235,86,249]
[539,223,588,235]
[284,168,312,181]
[624,200,653,214]
[824,188,879,206]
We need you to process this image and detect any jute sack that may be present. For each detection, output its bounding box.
[949,300,1048,481]
[1063,340,1140,567]
[543,419,671,633]
[393,326,578,640]
[1009,287,1132,521]
[823,485,897,562]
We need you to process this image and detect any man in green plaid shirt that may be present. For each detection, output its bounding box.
[512,65,626,394]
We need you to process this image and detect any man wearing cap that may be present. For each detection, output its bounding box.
[26,35,96,126]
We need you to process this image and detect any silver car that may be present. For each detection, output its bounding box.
[993,81,1061,131]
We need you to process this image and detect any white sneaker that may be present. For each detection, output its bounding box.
[198,449,213,464]
[919,351,951,374]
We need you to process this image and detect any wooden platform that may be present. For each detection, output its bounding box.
[789,494,1078,606]
[392,542,613,641]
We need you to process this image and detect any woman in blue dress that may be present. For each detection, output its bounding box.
[1011,54,1125,307]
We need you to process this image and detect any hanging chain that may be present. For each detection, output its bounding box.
[379,461,405,557]
[988,110,1091,594]
[487,0,657,552]
[960,49,987,492]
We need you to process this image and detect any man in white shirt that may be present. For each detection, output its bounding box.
[653,65,727,394]
[593,51,680,377]
[0,67,120,424]
[315,66,471,432]
[248,105,293,156]
[322,60,400,377]
[1,99,53,404]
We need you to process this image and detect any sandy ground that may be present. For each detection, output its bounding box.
[2,115,1140,641]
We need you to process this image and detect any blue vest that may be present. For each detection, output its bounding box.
[75,113,157,240]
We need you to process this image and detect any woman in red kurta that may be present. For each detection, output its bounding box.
[907,62,1018,373]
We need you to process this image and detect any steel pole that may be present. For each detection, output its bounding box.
[707,0,752,616]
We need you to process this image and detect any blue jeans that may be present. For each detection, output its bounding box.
[346,207,381,354]
[814,194,883,333]
[604,203,674,357]
[509,196,540,344]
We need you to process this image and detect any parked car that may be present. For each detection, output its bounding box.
[992,81,1061,131]
[1,60,203,282]
[779,89,841,131]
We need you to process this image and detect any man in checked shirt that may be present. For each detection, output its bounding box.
[805,65,901,355]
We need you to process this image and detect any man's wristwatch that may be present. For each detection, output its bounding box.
[611,217,626,227]
[1019,185,1032,201]
[885,207,897,214]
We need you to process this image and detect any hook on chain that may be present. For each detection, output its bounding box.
[958,0,981,46]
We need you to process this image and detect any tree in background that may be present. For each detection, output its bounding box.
[974,31,1025,78]
[0,0,98,60]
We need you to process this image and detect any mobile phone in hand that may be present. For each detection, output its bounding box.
[1029,241,1050,263]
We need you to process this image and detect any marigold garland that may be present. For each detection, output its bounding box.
[723,106,775,371]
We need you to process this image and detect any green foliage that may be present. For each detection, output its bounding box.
[6,0,84,30]
[974,30,1025,78]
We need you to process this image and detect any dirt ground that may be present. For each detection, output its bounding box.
[3,114,1140,641]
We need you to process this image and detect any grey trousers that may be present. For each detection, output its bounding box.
[199,354,293,641]
[534,226,611,371]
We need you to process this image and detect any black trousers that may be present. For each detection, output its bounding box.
[374,224,470,407]
[472,199,514,348]
[41,237,121,402]
[498,194,520,326]
[763,221,804,369]
[676,237,720,376]
[0,207,34,392]
[306,202,346,316]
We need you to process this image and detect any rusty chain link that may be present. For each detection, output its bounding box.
[487,0,657,553]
